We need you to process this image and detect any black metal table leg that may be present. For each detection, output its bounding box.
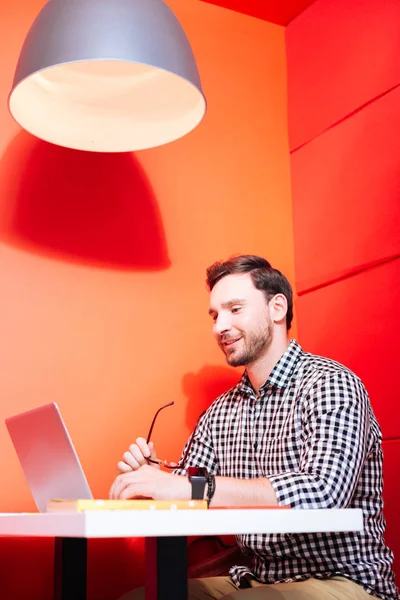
[54,537,87,600]
[145,537,188,600]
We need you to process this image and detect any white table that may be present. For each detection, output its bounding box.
[0,508,363,600]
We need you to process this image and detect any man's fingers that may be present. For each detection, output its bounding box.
[109,466,159,500]
[119,483,150,501]
[111,473,147,501]
[148,441,157,459]
[109,477,119,499]
[109,472,134,500]
[136,437,152,459]
[131,444,149,466]
[145,441,161,469]
[123,450,142,470]
[116,437,158,477]
[117,461,132,473]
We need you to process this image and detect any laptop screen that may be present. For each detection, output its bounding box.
[6,402,93,512]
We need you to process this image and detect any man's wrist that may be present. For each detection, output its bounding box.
[171,474,192,500]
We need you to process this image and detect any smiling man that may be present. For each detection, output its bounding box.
[111,255,398,600]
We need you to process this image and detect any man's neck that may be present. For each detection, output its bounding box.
[246,334,290,395]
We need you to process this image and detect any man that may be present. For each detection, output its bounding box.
[110,255,398,600]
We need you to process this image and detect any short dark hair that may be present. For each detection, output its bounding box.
[206,255,293,330]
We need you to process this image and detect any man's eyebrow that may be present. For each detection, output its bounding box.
[208,299,246,315]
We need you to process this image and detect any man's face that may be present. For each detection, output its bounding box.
[209,273,273,367]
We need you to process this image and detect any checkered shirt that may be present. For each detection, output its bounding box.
[174,340,399,600]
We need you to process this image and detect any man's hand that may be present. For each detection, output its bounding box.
[117,438,160,473]
[109,465,191,501]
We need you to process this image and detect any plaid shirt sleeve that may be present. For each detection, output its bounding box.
[173,410,218,476]
[266,369,370,508]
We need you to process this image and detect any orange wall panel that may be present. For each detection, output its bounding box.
[286,0,400,149]
[291,86,400,294]
[0,2,294,598]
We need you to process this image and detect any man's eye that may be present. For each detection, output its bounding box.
[231,307,242,314]
[211,314,218,322]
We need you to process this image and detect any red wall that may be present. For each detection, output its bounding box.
[0,1,295,599]
[287,0,400,582]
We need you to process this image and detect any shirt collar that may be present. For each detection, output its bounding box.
[238,339,303,394]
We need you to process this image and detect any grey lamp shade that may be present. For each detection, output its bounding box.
[8,0,206,152]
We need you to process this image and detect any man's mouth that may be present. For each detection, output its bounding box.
[221,337,242,348]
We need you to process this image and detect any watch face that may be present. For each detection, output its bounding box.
[188,466,208,478]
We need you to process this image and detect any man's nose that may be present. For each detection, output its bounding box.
[214,314,231,335]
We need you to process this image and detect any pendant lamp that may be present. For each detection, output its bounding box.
[8,0,206,152]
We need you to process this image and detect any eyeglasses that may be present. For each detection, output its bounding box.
[146,401,205,470]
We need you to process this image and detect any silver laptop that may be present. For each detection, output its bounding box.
[5,402,93,512]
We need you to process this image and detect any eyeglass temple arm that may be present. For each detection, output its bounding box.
[146,401,174,444]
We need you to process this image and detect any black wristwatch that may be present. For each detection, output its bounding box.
[188,467,216,504]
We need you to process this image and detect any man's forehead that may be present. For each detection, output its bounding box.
[210,273,256,303]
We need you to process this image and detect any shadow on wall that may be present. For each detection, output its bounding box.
[0,131,170,271]
[183,365,242,431]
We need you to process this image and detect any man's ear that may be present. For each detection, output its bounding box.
[269,294,288,325]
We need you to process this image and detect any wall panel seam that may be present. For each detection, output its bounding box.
[290,81,400,154]
[296,254,400,297]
